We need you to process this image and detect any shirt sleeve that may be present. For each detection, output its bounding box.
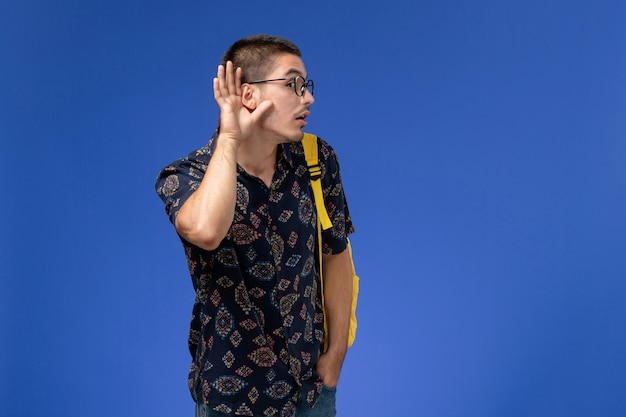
[154,139,215,225]
[317,137,355,255]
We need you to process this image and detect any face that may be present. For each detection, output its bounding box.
[249,53,315,143]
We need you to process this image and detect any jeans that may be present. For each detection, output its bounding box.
[296,385,337,417]
[195,385,337,417]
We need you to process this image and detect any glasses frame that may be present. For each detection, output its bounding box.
[246,76,314,97]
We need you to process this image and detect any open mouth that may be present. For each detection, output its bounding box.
[296,111,310,122]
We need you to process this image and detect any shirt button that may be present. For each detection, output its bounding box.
[271,225,277,231]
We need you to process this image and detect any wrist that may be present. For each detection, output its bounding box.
[217,132,241,147]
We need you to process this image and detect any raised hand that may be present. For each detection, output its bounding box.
[213,61,273,144]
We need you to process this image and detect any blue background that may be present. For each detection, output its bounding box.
[2,1,626,416]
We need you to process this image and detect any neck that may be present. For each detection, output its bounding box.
[238,138,279,187]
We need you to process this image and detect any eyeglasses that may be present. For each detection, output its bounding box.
[247,76,314,97]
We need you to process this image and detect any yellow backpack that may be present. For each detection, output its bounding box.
[302,132,359,350]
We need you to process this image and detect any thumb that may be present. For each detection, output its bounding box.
[250,99,273,123]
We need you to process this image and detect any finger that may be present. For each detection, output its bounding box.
[213,75,219,101]
[234,66,242,95]
[249,99,274,123]
[225,61,237,96]
[214,64,226,101]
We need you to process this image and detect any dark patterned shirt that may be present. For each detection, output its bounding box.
[155,131,353,417]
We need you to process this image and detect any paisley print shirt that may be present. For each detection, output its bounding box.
[155,132,353,417]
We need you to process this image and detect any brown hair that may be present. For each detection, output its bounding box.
[220,34,301,83]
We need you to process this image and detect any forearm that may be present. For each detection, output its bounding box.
[175,134,239,250]
[317,248,352,385]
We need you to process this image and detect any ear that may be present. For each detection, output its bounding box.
[241,84,257,110]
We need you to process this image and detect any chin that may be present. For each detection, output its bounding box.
[283,131,305,143]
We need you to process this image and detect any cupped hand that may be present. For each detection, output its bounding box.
[213,61,273,143]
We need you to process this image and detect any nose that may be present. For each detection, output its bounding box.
[302,89,314,105]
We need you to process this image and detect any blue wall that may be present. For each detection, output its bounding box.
[2,1,626,416]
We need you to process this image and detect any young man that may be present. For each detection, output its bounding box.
[155,34,354,417]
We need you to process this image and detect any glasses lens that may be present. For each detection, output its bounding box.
[295,77,313,96]
[295,77,305,96]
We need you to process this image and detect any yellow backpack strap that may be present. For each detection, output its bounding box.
[302,132,332,351]
[302,133,333,231]
[303,132,358,351]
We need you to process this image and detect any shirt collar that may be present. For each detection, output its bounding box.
[278,142,296,169]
